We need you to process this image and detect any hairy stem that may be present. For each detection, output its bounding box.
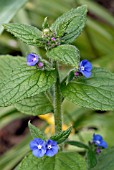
[53,62,62,134]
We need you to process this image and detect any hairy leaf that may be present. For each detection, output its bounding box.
[66,141,89,149]
[90,147,114,170]
[50,126,72,144]
[15,93,53,116]
[0,56,56,106]
[3,23,44,46]
[0,0,28,34]
[28,121,46,140]
[18,152,86,170]
[62,67,114,110]
[46,45,80,67]
[51,5,87,43]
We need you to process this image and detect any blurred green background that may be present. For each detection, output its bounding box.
[0,0,114,169]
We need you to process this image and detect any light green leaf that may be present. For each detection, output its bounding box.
[61,67,114,110]
[46,45,80,67]
[28,121,46,140]
[3,23,44,46]
[0,56,56,106]
[18,152,86,170]
[50,126,72,144]
[15,93,53,116]
[0,0,28,34]
[51,5,87,43]
[90,147,114,170]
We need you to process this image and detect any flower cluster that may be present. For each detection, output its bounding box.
[75,59,92,78]
[42,29,61,50]
[27,53,44,68]
[92,134,108,154]
[30,138,58,158]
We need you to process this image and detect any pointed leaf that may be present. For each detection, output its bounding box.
[15,93,53,116]
[28,121,46,140]
[3,23,44,46]
[90,147,114,170]
[0,56,56,106]
[18,152,86,170]
[50,126,72,144]
[62,67,114,110]
[46,45,80,67]
[51,5,87,43]
[66,141,89,149]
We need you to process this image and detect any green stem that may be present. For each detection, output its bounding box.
[53,62,62,134]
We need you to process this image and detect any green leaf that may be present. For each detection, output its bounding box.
[61,67,114,110]
[50,126,72,144]
[18,152,86,170]
[87,149,97,169]
[66,141,89,149]
[15,93,53,116]
[51,5,87,43]
[0,56,56,106]
[46,45,80,67]
[28,121,46,140]
[90,147,114,170]
[0,0,28,34]
[3,23,44,46]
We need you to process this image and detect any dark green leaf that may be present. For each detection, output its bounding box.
[90,147,114,170]
[0,0,28,34]
[87,149,97,169]
[3,23,44,46]
[51,5,87,43]
[18,152,86,170]
[28,121,46,140]
[15,93,53,116]
[66,141,89,149]
[0,56,56,106]
[50,126,72,144]
[61,67,114,110]
[46,45,80,67]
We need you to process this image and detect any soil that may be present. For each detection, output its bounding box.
[0,116,43,156]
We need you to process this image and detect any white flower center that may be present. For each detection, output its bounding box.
[38,145,42,149]
[48,145,52,149]
[33,57,37,61]
[96,140,100,145]
[81,66,85,71]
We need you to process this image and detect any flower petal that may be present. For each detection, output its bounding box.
[27,53,39,66]
[99,140,108,148]
[81,70,91,78]
[32,149,45,158]
[93,134,103,142]
[45,146,58,157]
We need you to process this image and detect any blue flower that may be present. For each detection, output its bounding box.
[30,138,46,158]
[27,53,39,66]
[92,134,108,148]
[79,59,92,78]
[45,139,58,157]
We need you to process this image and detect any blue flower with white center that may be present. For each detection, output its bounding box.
[92,134,108,148]
[30,138,46,158]
[79,59,92,78]
[45,139,58,157]
[27,53,39,66]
